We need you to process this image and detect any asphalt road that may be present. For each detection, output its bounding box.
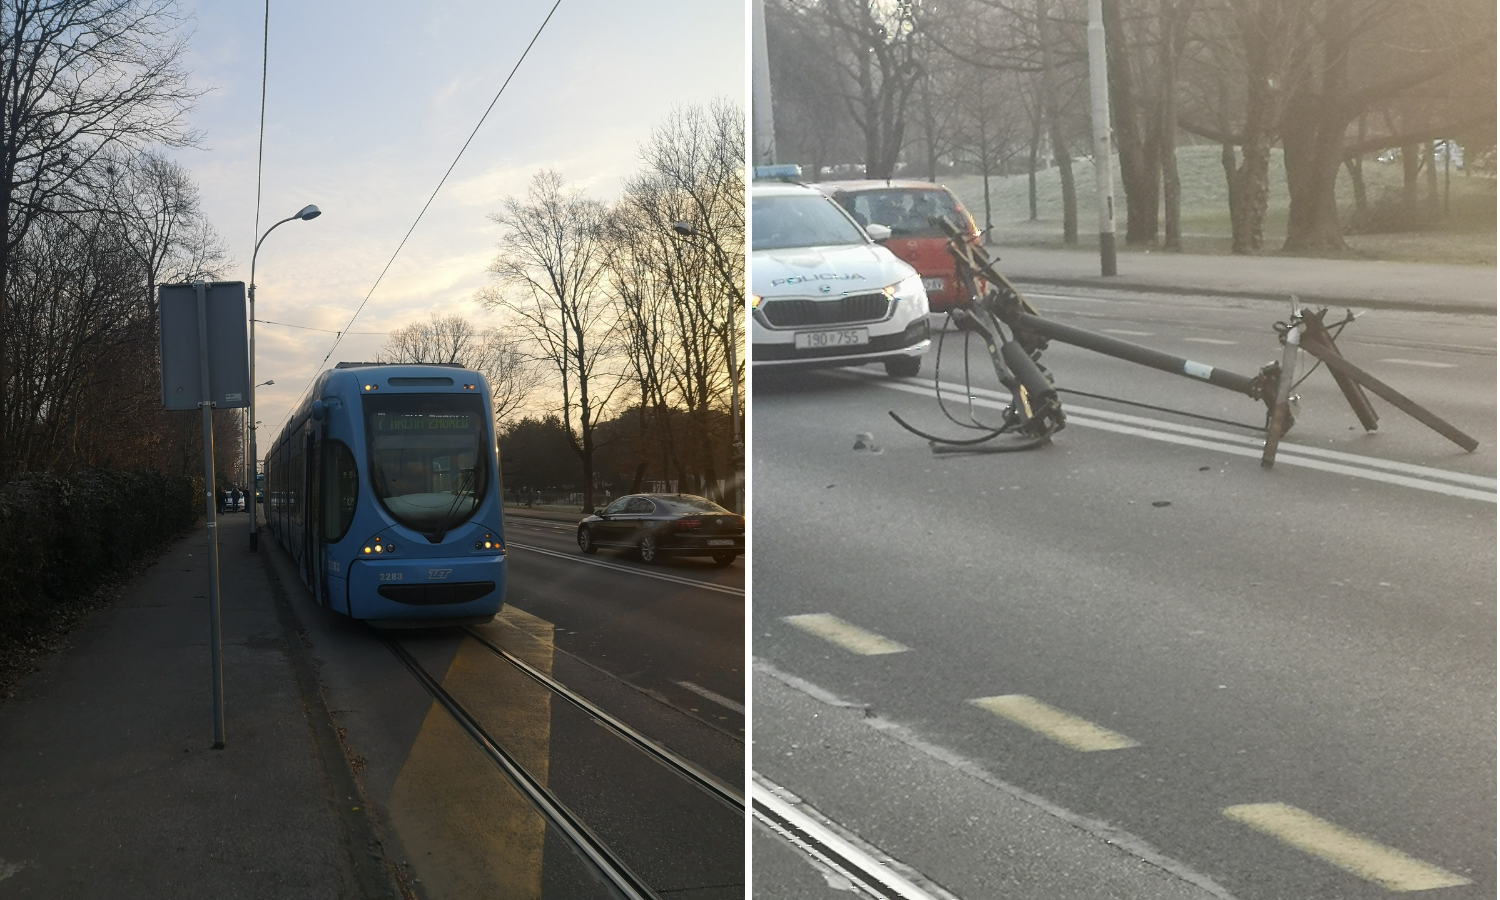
[750,289,1496,900]
[270,511,745,899]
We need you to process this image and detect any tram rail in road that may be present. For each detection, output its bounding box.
[383,628,744,899]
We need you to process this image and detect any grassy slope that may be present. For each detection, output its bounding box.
[941,144,1496,265]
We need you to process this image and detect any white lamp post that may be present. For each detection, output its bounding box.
[248,205,320,550]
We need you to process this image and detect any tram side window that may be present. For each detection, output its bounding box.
[322,439,359,542]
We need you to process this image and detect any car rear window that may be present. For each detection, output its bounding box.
[836,189,967,238]
[656,495,730,514]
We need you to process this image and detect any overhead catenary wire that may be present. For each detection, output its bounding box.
[254,319,387,335]
[275,0,564,430]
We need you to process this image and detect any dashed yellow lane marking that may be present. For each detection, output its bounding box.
[784,613,909,655]
[1222,803,1471,891]
[969,694,1139,752]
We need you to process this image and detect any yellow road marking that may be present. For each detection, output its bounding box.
[969,694,1139,752]
[388,609,557,898]
[784,613,909,655]
[1223,803,1470,891]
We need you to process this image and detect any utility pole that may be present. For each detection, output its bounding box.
[1086,0,1117,276]
[752,0,777,165]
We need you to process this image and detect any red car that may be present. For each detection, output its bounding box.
[813,181,981,313]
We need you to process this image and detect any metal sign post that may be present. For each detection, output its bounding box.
[158,280,248,750]
[194,282,225,748]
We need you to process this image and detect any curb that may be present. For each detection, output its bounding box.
[258,543,406,900]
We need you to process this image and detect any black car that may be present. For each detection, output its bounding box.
[577,494,744,566]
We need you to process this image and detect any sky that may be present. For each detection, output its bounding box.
[171,0,746,444]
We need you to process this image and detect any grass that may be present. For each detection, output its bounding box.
[941,144,1496,266]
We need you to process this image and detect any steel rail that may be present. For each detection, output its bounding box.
[381,636,659,900]
[463,627,745,815]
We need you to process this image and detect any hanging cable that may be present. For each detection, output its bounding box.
[277,0,564,429]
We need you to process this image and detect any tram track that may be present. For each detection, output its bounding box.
[461,626,744,812]
[381,625,745,899]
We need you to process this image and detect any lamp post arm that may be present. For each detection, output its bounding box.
[250,213,300,286]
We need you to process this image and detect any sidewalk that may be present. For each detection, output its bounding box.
[0,516,394,898]
[990,245,1496,314]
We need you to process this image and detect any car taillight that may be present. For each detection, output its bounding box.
[675,518,702,530]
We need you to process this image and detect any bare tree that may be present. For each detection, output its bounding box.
[781,0,926,179]
[0,0,200,472]
[479,171,623,513]
[377,313,540,426]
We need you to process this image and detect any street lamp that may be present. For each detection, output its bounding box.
[672,220,742,513]
[247,205,320,551]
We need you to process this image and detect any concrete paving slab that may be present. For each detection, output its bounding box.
[0,516,371,899]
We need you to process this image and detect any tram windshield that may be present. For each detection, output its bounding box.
[362,392,490,536]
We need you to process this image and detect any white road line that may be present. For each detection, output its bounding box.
[864,374,1496,503]
[1102,328,1154,336]
[675,680,744,714]
[1223,803,1471,891]
[753,776,951,900]
[784,613,910,655]
[1377,359,1457,369]
[970,695,1140,752]
[1182,337,1237,345]
[505,542,744,595]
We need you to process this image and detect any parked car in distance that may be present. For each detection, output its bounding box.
[813,181,982,314]
[577,494,744,566]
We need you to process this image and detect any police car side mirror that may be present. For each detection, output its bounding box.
[866,223,892,242]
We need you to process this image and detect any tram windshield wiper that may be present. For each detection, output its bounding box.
[427,466,476,543]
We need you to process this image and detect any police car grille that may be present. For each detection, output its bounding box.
[762,293,891,327]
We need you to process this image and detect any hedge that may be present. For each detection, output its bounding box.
[0,469,198,626]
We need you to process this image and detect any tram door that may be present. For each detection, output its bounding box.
[303,431,321,604]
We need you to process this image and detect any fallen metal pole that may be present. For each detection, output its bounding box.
[1013,311,1262,398]
[1300,340,1478,452]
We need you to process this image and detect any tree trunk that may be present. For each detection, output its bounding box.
[1159,0,1184,251]
[1281,4,1350,253]
[1400,143,1420,216]
[1221,18,1278,255]
[1103,0,1159,245]
[1028,118,1042,222]
[1345,157,1367,216]
[1424,140,1439,217]
[1037,0,1076,243]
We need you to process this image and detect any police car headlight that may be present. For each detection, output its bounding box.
[885,273,927,308]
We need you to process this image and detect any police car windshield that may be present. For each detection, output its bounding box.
[753,194,868,251]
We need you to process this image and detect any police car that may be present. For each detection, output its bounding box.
[751,167,931,377]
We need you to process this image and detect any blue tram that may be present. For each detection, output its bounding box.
[264,362,506,627]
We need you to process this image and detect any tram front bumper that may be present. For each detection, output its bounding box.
[348,555,506,621]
